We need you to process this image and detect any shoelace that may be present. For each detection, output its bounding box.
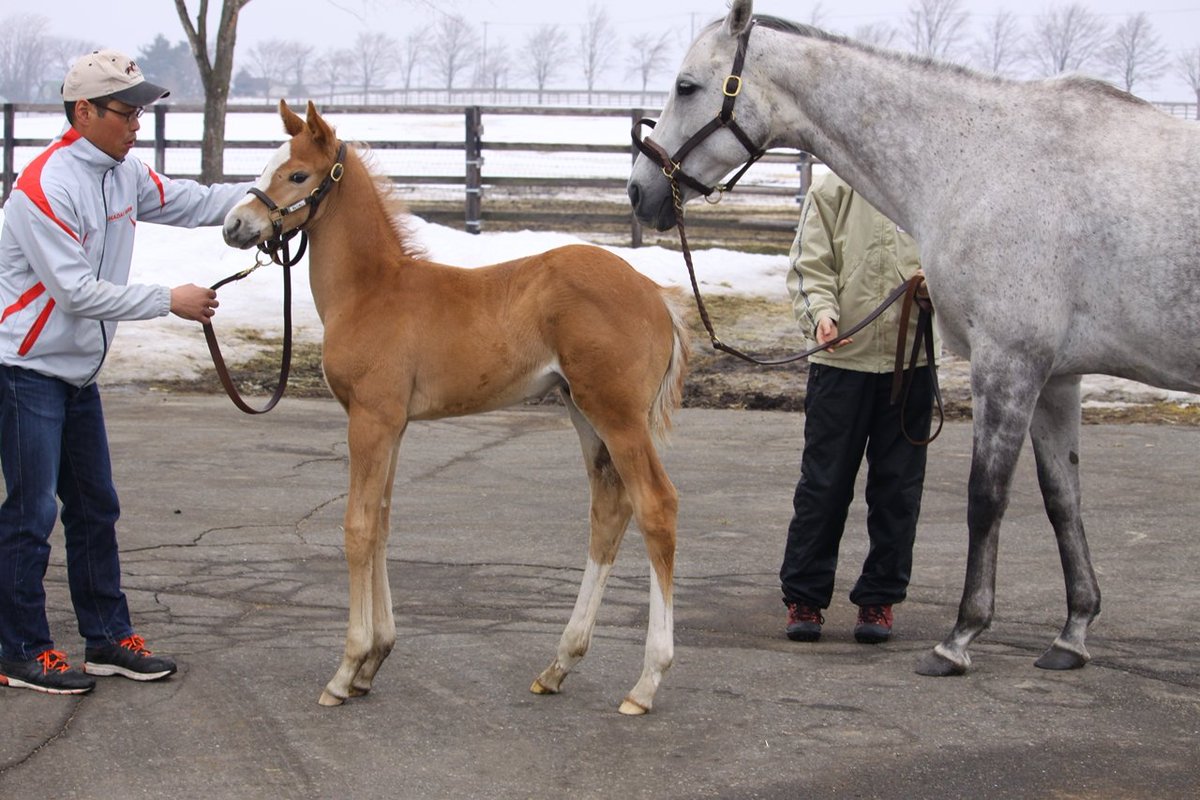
[788,604,824,625]
[859,606,891,626]
[36,649,72,674]
[118,634,152,656]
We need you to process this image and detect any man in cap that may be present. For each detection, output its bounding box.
[0,49,250,694]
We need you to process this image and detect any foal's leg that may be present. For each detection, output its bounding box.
[532,400,634,699]
[320,409,405,706]
[349,439,402,695]
[603,426,677,715]
[1028,374,1098,670]
[917,355,1041,677]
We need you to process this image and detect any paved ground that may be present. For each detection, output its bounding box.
[1,392,1197,799]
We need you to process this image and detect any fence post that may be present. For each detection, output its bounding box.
[796,151,813,206]
[629,108,644,248]
[154,105,167,175]
[2,103,14,206]
[464,106,483,234]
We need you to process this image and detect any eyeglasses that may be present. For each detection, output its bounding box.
[92,102,144,123]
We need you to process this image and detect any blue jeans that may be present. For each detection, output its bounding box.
[0,366,132,661]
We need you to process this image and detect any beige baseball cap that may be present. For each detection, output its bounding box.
[61,49,170,105]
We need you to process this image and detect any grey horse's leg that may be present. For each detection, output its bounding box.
[1028,374,1098,669]
[916,355,1041,676]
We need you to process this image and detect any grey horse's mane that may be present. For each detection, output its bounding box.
[725,13,1149,108]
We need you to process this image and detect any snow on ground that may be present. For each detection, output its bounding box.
[2,108,1196,405]
[0,205,789,384]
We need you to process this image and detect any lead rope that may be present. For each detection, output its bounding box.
[202,252,293,415]
[665,175,943,442]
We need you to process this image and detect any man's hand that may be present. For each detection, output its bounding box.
[170,284,219,324]
[816,317,852,351]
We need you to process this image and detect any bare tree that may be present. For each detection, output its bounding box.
[579,4,617,102]
[173,0,253,184]
[312,48,353,105]
[428,13,478,91]
[806,2,829,28]
[0,14,52,102]
[283,42,315,99]
[853,23,900,50]
[246,39,293,103]
[1028,3,1107,76]
[905,0,968,61]
[1178,46,1200,110]
[1099,13,1167,95]
[398,26,428,93]
[972,9,1023,77]
[348,32,398,102]
[476,39,511,92]
[626,32,674,94]
[44,37,100,101]
[525,24,569,102]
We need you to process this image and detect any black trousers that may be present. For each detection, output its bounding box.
[780,363,933,609]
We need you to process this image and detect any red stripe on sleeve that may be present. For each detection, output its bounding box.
[16,130,82,242]
[148,167,166,207]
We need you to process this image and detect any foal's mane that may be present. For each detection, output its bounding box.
[721,14,1149,108]
[344,140,427,261]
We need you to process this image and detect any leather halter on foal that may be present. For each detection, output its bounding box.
[203,142,347,415]
[630,22,942,443]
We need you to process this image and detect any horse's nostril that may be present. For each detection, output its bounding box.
[628,183,641,208]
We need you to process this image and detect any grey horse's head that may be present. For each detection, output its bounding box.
[627,0,772,230]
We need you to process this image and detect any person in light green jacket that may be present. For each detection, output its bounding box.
[779,171,939,645]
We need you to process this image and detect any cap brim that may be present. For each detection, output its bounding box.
[111,81,170,106]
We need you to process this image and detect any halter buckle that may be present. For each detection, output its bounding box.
[722,75,743,97]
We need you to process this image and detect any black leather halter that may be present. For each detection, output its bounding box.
[632,21,764,199]
[246,141,347,266]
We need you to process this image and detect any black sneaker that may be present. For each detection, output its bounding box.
[84,635,177,682]
[785,602,824,641]
[854,604,894,644]
[0,649,96,695]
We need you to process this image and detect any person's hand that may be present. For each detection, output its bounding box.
[170,284,219,324]
[816,317,851,350]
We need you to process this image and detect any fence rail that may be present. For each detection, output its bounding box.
[1,102,815,247]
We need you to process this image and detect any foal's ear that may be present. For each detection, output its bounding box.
[280,99,304,136]
[725,0,754,37]
[304,100,335,147]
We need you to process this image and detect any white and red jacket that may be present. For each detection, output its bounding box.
[0,125,247,386]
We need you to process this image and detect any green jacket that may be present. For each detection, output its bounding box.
[787,172,938,373]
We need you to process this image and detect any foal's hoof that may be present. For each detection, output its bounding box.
[1034,644,1089,671]
[529,678,559,695]
[618,698,649,716]
[915,645,969,677]
[318,689,346,707]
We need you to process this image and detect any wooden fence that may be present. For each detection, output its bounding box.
[1,103,812,247]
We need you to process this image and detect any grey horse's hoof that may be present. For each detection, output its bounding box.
[915,647,968,677]
[1034,645,1088,670]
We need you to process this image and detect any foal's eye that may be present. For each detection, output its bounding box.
[676,80,698,97]
[288,172,309,184]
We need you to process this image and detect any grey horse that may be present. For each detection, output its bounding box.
[628,0,1200,677]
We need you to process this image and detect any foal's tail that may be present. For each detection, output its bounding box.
[649,287,692,442]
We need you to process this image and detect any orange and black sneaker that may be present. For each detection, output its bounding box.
[854,604,895,644]
[0,649,96,694]
[84,634,177,682]
[785,602,825,642]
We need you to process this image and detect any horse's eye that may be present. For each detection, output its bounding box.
[289,172,309,184]
[676,80,697,97]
